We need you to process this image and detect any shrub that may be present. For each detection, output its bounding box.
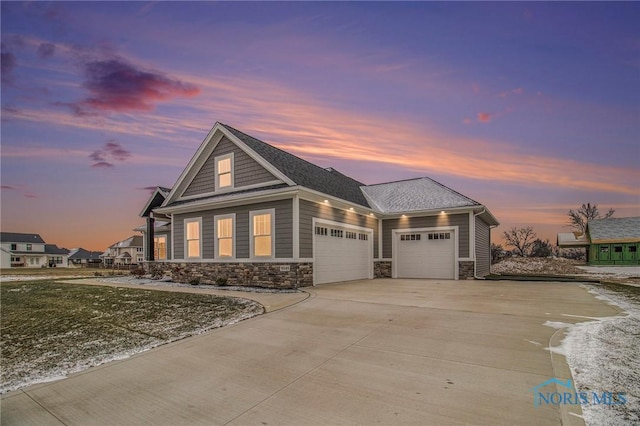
[189,277,201,286]
[94,272,103,277]
[215,277,228,286]
[131,267,146,278]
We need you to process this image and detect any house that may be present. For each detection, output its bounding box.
[101,236,144,266]
[138,122,499,288]
[558,217,640,265]
[68,248,104,267]
[0,232,69,268]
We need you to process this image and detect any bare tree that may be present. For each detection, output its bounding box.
[567,203,615,234]
[503,226,537,257]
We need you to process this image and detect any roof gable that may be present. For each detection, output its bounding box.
[222,125,370,207]
[587,217,640,243]
[361,177,480,214]
[140,187,171,217]
[163,123,294,206]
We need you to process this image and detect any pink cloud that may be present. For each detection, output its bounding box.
[70,58,200,115]
[477,112,492,123]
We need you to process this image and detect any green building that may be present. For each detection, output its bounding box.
[558,217,640,266]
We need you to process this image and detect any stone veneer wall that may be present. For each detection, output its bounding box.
[374,261,392,278]
[458,261,475,279]
[145,262,313,289]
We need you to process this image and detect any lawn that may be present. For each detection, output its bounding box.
[0,280,264,394]
[0,267,123,280]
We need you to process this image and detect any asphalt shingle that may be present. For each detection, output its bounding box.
[588,217,640,243]
[361,177,480,214]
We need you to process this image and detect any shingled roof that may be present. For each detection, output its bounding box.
[588,217,640,243]
[361,177,480,214]
[221,124,370,208]
[1,232,46,244]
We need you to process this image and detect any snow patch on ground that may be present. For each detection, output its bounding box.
[96,276,300,293]
[547,284,640,425]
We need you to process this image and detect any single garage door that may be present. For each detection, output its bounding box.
[314,223,372,285]
[395,230,455,279]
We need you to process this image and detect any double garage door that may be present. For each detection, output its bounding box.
[314,222,373,285]
[395,230,456,279]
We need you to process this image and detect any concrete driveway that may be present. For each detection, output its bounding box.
[1,279,621,425]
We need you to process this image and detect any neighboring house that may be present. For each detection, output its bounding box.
[138,122,499,288]
[558,217,640,265]
[101,236,144,266]
[0,232,69,268]
[68,248,104,267]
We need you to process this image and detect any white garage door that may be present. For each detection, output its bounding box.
[395,230,455,279]
[314,223,372,285]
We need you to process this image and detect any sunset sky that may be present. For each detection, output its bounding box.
[2,2,639,252]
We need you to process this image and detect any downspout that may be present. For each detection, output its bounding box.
[473,208,486,279]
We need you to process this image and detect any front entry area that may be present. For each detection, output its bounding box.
[393,228,457,279]
[313,220,373,285]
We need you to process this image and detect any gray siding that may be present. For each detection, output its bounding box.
[173,199,293,260]
[183,137,277,197]
[475,216,491,277]
[382,213,470,258]
[299,199,379,259]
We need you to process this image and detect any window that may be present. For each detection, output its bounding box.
[614,246,623,253]
[427,232,450,240]
[185,219,201,258]
[26,244,32,251]
[10,244,16,250]
[330,229,343,238]
[315,226,328,236]
[251,210,274,258]
[137,247,143,252]
[216,215,235,258]
[401,234,421,241]
[215,154,234,190]
[600,246,609,253]
[154,236,167,260]
[359,233,369,241]
[629,246,637,253]
[346,231,357,240]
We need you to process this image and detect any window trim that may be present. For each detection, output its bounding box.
[215,153,234,191]
[184,217,203,259]
[154,235,167,260]
[250,208,275,259]
[215,213,236,259]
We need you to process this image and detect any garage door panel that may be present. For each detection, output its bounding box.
[396,231,455,279]
[314,224,372,285]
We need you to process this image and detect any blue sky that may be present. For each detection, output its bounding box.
[1,1,639,250]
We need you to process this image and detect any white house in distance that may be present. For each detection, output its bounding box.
[0,232,69,268]
[138,122,499,288]
[101,235,144,266]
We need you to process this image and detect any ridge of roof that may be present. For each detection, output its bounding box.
[221,124,370,207]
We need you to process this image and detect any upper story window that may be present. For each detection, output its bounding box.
[185,218,202,259]
[215,214,235,258]
[26,244,32,251]
[250,209,275,258]
[10,244,17,250]
[215,153,234,190]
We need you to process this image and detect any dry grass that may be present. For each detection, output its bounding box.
[0,280,263,393]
